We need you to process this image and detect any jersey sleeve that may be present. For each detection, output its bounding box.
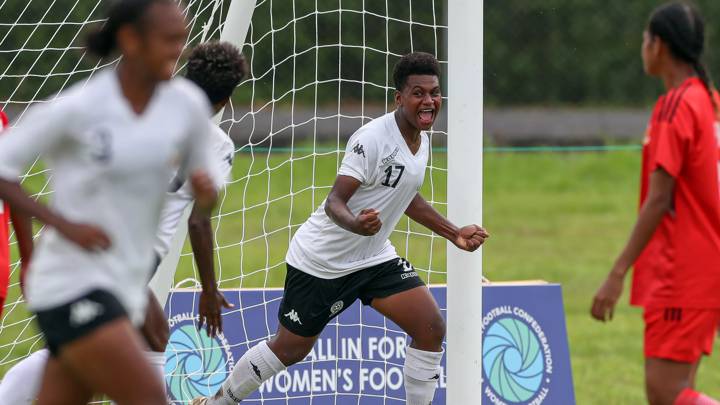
[181,110,224,191]
[0,101,70,181]
[337,132,379,184]
[652,101,693,178]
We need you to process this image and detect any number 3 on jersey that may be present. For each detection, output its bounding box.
[381,165,405,188]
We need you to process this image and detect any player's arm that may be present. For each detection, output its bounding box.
[404,193,488,252]
[0,180,109,251]
[591,168,675,322]
[9,207,33,290]
[325,175,382,236]
[188,203,231,337]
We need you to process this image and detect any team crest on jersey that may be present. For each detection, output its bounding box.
[352,143,366,158]
[88,127,113,163]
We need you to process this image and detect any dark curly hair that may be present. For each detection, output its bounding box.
[392,52,441,91]
[186,41,247,104]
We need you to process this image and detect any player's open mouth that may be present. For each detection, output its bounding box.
[418,108,434,127]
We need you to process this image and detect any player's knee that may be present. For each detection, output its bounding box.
[268,337,313,366]
[412,315,446,350]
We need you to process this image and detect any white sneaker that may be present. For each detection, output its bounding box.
[191,398,208,405]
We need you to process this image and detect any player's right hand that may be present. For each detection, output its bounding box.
[57,220,111,251]
[354,208,381,236]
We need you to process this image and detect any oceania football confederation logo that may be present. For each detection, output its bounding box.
[164,313,235,401]
[482,307,552,404]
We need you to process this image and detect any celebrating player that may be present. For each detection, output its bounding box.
[0,40,246,404]
[591,2,720,405]
[0,0,221,403]
[0,110,34,315]
[194,52,488,405]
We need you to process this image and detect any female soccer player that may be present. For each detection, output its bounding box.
[0,1,220,403]
[0,40,247,404]
[0,109,34,314]
[591,2,720,404]
[194,52,488,405]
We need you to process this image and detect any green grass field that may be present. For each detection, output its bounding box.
[3,149,719,404]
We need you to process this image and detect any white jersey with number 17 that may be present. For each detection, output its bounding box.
[286,111,429,279]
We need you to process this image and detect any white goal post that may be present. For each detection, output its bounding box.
[447,0,484,403]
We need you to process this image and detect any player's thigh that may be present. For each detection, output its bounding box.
[370,286,444,350]
[36,355,92,405]
[141,289,169,352]
[58,317,166,404]
[361,258,443,349]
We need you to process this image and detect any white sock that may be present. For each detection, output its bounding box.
[146,351,167,396]
[209,341,285,405]
[404,347,444,405]
[0,348,49,404]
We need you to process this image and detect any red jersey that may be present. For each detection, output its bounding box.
[631,77,720,309]
[0,110,9,298]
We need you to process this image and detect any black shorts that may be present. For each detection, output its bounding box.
[35,289,128,356]
[279,257,426,337]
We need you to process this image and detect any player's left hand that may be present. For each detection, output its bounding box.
[198,289,234,337]
[190,170,218,211]
[453,224,489,252]
[591,271,624,322]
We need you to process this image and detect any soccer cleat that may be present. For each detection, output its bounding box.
[190,398,209,405]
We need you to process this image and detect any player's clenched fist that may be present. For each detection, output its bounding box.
[453,224,489,252]
[353,208,382,236]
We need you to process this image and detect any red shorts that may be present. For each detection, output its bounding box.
[644,307,720,363]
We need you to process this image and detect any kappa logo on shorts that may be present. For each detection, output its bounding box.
[284,309,303,325]
[69,299,105,326]
[398,258,414,272]
[330,301,344,317]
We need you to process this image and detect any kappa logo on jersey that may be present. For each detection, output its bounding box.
[330,301,344,317]
[352,143,366,158]
[69,299,105,326]
[284,309,303,324]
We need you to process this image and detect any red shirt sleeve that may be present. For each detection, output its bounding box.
[652,101,693,178]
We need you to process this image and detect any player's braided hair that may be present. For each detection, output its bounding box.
[393,52,441,91]
[186,41,248,105]
[86,0,175,58]
[649,1,718,112]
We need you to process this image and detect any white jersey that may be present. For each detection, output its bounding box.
[286,111,429,279]
[153,124,234,259]
[0,69,219,324]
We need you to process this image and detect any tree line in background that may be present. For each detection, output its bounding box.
[2,0,718,107]
[485,0,720,106]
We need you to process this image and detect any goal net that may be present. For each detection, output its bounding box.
[0,0,449,403]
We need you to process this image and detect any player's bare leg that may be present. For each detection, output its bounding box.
[199,325,314,405]
[140,289,170,397]
[371,286,445,405]
[645,358,720,405]
[37,318,166,405]
[35,356,92,405]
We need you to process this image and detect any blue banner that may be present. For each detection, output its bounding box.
[164,284,574,404]
[481,284,575,405]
